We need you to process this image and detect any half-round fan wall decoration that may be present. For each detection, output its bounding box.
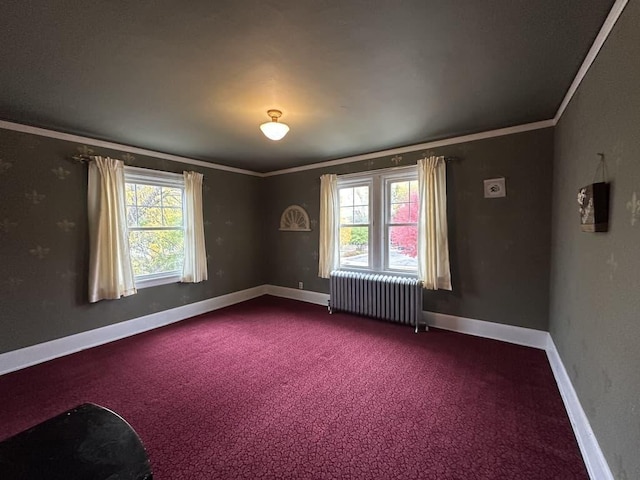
[279,205,311,231]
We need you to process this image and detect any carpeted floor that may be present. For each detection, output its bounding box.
[0,296,587,479]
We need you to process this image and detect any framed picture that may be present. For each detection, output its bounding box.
[483,177,506,198]
[577,182,610,232]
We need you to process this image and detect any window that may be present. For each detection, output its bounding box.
[338,167,418,273]
[339,183,371,268]
[387,177,419,271]
[124,167,185,288]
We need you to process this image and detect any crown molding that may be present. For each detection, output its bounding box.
[0,119,263,177]
[1,118,557,179]
[263,120,555,177]
[554,0,629,124]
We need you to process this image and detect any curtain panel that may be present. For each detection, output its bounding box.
[318,174,339,278]
[181,171,208,283]
[417,156,452,290]
[87,156,137,303]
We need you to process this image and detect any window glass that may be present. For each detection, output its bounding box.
[339,185,370,268]
[125,175,185,280]
[128,230,184,276]
[388,179,418,271]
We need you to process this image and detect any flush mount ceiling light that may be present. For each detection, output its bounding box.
[260,109,290,141]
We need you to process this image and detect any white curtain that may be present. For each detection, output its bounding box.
[182,171,208,283]
[87,156,137,303]
[417,156,452,290]
[318,174,339,278]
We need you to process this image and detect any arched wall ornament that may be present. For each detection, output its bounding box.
[279,205,311,231]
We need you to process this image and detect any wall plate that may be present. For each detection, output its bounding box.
[484,177,506,198]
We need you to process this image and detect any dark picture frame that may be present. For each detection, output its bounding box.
[577,182,610,232]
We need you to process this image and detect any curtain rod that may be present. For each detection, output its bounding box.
[71,153,93,164]
[70,153,138,165]
[70,154,203,177]
[337,156,455,179]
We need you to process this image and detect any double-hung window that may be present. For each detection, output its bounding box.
[124,167,185,288]
[338,166,418,274]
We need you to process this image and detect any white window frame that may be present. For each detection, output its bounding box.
[337,166,418,276]
[124,166,185,289]
[337,178,375,270]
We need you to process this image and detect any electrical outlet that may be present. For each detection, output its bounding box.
[298,282,303,290]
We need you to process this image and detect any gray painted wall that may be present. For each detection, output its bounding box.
[0,125,553,353]
[550,2,640,479]
[0,129,265,353]
[264,128,554,331]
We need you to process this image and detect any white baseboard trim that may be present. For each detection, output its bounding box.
[0,285,267,376]
[264,285,330,307]
[545,337,613,480]
[423,310,549,350]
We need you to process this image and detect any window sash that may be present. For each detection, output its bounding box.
[128,226,184,232]
[124,166,186,288]
[384,175,418,272]
[125,166,184,188]
[338,180,372,269]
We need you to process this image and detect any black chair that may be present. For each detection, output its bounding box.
[0,403,153,479]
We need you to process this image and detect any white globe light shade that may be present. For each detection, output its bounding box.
[260,121,290,141]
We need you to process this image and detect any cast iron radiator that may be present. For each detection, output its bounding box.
[329,270,424,333]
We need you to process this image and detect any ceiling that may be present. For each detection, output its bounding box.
[0,0,615,172]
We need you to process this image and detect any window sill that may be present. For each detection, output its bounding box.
[135,273,182,289]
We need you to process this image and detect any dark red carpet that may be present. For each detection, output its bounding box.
[0,296,587,479]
